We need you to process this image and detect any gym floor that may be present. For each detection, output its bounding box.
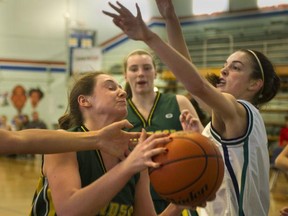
[0,156,287,216]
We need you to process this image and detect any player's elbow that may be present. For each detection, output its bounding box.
[275,156,288,172]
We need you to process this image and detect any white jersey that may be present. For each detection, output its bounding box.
[201,100,270,216]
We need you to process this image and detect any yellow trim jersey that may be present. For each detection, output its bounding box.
[126,92,197,216]
[126,92,182,134]
[29,126,139,216]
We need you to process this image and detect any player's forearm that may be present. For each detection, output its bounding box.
[54,162,135,216]
[1,129,99,154]
[275,153,288,171]
[144,33,204,95]
[165,13,191,62]
[158,203,186,216]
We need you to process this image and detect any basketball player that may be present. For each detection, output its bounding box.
[121,1,203,214]
[0,120,140,160]
[29,72,190,215]
[103,1,280,215]
[123,50,202,215]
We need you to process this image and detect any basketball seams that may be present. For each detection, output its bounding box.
[186,142,224,205]
[153,157,218,196]
[151,155,222,168]
[152,137,213,196]
[149,132,224,206]
[152,137,222,196]
[190,139,223,204]
[150,136,210,175]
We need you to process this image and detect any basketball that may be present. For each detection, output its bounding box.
[149,131,224,206]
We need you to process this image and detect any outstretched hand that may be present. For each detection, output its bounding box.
[123,129,171,174]
[98,119,140,160]
[156,0,175,19]
[180,109,203,132]
[103,1,153,42]
[280,207,288,216]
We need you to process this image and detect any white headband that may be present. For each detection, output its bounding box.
[247,49,265,96]
[247,49,265,83]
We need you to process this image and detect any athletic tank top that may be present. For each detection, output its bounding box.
[201,100,269,216]
[126,92,182,133]
[126,92,199,216]
[29,125,139,216]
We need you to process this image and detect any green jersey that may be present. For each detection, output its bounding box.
[30,125,139,216]
[126,92,182,134]
[127,92,183,214]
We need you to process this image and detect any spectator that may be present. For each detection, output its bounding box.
[21,114,30,129]
[26,111,47,129]
[0,115,12,131]
[279,116,288,147]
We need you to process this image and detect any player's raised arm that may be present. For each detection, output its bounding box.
[103,2,231,120]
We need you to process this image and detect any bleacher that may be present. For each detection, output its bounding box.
[179,8,288,68]
[101,6,288,91]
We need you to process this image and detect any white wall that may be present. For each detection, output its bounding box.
[0,0,67,60]
[0,0,196,59]
[0,0,171,128]
[0,0,156,128]
[0,0,156,61]
[0,70,68,129]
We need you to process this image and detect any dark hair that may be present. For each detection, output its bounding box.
[241,49,280,107]
[29,88,44,99]
[206,49,280,108]
[123,49,156,99]
[58,72,104,130]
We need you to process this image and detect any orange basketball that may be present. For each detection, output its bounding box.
[149,131,224,206]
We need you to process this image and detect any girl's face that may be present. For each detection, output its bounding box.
[125,54,156,95]
[217,51,256,99]
[88,74,127,120]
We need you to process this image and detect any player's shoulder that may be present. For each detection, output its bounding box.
[175,94,191,104]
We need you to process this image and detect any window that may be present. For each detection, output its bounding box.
[192,0,229,15]
[258,0,288,7]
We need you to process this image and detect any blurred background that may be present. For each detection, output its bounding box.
[0,0,287,215]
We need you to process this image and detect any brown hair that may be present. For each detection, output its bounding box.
[29,88,44,99]
[206,49,280,108]
[58,72,104,130]
[241,49,280,107]
[123,49,157,98]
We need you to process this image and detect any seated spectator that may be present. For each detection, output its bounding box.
[0,115,12,131]
[21,114,30,129]
[26,111,47,129]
